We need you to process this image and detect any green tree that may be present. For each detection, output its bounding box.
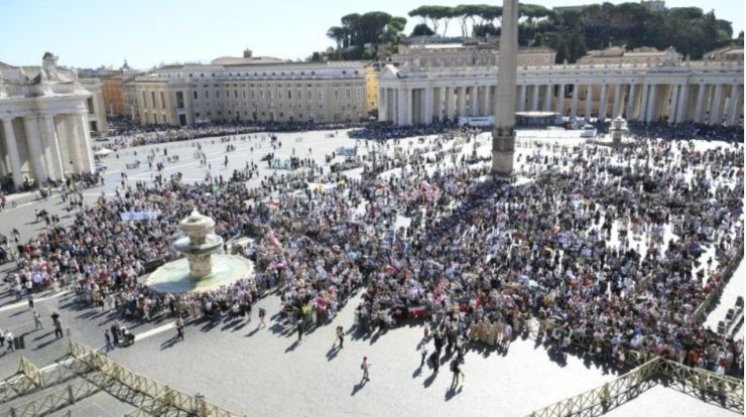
[532,32,545,47]
[410,23,435,37]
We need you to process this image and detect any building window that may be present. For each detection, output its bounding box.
[176,91,185,109]
[86,97,95,114]
[161,91,166,109]
[193,91,198,100]
[151,91,156,108]
[288,91,292,99]
[142,91,147,106]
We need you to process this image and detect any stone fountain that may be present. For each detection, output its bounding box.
[173,210,224,278]
[147,210,253,293]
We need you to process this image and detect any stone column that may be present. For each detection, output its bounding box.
[725,83,741,126]
[396,88,405,125]
[543,84,553,111]
[638,84,649,122]
[491,0,518,176]
[483,86,490,116]
[584,85,593,121]
[646,85,659,122]
[531,85,539,111]
[469,85,479,117]
[675,84,690,123]
[626,84,637,119]
[709,84,723,124]
[667,85,680,125]
[1,119,23,189]
[598,83,608,121]
[41,115,65,180]
[74,113,95,173]
[457,86,466,117]
[571,83,579,119]
[518,85,526,112]
[736,86,744,125]
[379,88,387,122]
[424,87,433,124]
[433,87,441,121]
[443,87,451,119]
[611,84,622,118]
[693,84,707,123]
[555,84,565,116]
[23,117,48,183]
[407,88,414,125]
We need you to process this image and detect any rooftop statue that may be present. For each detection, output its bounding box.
[31,52,74,84]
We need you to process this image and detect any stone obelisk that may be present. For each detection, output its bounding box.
[492,0,519,176]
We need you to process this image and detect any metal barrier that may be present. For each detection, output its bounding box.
[693,240,745,324]
[17,357,42,388]
[1,379,100,417]
[68,339,238,417]
[526,357,744,417]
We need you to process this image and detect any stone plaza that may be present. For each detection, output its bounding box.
[0,124,741,417]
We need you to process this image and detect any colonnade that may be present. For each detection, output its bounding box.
[0,112,95,188]
[380,78,743,127]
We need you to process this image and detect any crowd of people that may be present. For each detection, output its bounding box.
[103,119,369,150]
[7,125,744,378]
[626,121,743,143]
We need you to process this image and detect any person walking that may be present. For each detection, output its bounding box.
[450,358,464,387]
[105,329,114,352]
[429,351,440,373]
[33,309,43,330]
[336,325,344,348]
[297,319,304,342]
[5,331,14,353]
[52,313,63,339]
[419,344,428,367]
[110,323,120,346]
[27,292,34,309]
[176,317,185,340]
[361,357,371,382]
[258,307,266,328]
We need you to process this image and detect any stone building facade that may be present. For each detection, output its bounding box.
[379,42,743,127]
[0,53,105,188]
[125,59,374,126]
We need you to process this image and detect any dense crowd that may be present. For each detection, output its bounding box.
[103,120,368,150]
[627,121,744,143]
[7,128,744,377]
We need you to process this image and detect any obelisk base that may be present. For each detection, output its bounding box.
[491,127,516,177]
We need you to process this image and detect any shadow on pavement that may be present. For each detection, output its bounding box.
[326,345,339,361]
[160,335,183,350]
[444,385,463,401]
[350,379,367,396]
[285,340,300,353]
[423,371,437,388]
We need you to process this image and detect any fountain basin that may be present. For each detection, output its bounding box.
[146,254,254,294]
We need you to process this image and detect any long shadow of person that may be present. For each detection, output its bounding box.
[160,335,182,350]
[326,344,339,361]
[285,340,300,353]
[423,371,437,388]
[444,385,463,401]
[350,378,367,396]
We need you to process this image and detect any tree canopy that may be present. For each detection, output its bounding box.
[312,3,737,63]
